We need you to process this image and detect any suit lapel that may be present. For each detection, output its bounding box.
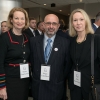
[37,35,61,65]
[47,35,60,65]
[28,28,34,37]
[37,35,45,64]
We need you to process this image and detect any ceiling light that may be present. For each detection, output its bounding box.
[79,0,82,2]
[44,4,46,5]
[59,10,62,12]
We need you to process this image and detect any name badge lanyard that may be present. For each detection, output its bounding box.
[75,44,80,71]
[75,43,83,71]
[75,42,85,71]
[74,42,85,87]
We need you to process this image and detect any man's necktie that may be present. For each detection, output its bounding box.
[44,39,52,64]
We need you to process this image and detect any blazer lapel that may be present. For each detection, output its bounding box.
[47,35,60,65]
[37,35,45,64]
[28,28,34,37]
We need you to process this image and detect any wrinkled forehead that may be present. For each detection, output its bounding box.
[44,15,59,23]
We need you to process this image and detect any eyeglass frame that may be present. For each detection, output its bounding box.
[44,22,59,26]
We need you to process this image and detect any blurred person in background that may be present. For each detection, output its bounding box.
[57,19,70,39]
[59,19,65,30]
[92,12,100,32]
[24,17,37,37]
[1,21,9,34]
[35,21,45,35]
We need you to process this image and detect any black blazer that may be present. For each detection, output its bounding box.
[35,30,41,36]
[68,34,100,93]
[0,30,30,88]
[30,34,70,100]
[95,26,100,34]
[23,28,35,38]
[57,30,70,39]
[92,24,97,32]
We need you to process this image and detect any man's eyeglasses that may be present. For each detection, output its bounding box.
[44,22,59,26]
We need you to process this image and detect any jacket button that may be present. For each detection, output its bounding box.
[23,60,26,63]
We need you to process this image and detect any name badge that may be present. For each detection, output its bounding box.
[20,63,29,79]
[40,65,50,81]
[74,71,81,87]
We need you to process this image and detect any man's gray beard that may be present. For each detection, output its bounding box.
[46,30,58,37]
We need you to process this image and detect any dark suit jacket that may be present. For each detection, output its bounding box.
[30,34,70,100]
[92,24,97,32]
[35,30,41,36]
[95,26,100,34]
[68,34,100,93]
[57,30,70,39]
[23,28,38,38]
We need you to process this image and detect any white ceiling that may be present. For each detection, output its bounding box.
[22,0,100,16]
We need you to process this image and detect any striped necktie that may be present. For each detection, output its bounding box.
[44,39,52,64]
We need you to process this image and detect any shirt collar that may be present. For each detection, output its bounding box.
[44,34,56,43]
[38,29,42,35]
[93,23,99,28]
[29,27,35,32]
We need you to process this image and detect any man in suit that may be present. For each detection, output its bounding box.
[30,14,70,100]
[95,26,100,34]
[24,17,37,97]
[24,17,37,37]
[92,12,100,32]
[57,29,70,40]
[35,21,44,36]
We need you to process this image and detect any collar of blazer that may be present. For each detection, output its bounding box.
[7,30,28,44]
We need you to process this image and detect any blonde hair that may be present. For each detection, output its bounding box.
[7,7,29,30]
[69,8,94,37]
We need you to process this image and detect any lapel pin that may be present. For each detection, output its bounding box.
[54,48,58,51]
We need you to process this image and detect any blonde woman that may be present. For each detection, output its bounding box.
[0,7,30,100]
[1,21,9,34]
[68,8,100,100]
